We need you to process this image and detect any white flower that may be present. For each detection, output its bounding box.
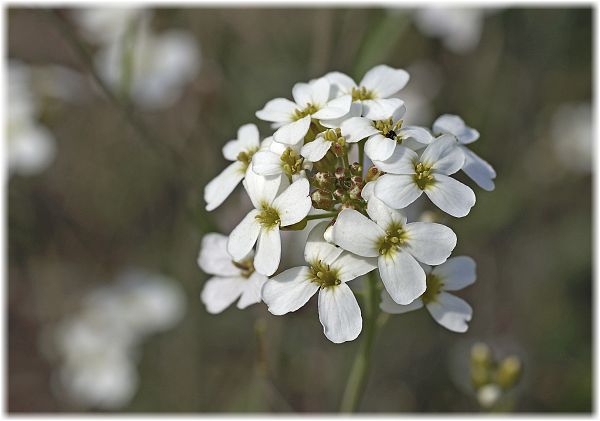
[262,222,376,343]
[8,61,56,176]
[95,15,200,110]
[341,103,433,161]
[227,170,311,276]
[255,77,352,145]
[204,124,261,211]
[332,195,456,305]
[198,233,267,314]
[373,135,476,217]
[477,384,502,408]
[73,7,145,46]
[433,114,496,191]
[326,64,409,119]
[550,102,592,174]
[414,8,487,54]
[251,136,311,180]
[380,256,475,332]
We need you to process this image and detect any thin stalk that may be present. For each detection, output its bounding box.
[358,141,365,173]
[342,149,350,169]
[305,212,338,221]
[339,271,381,412]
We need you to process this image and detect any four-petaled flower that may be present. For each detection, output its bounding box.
[332,194,456,305]
[255,77,352,145]
[262,222,377,343]
[373,134,476,217]
[227,169,311,276]
[198,233,267,314]
[380,256,476,332]
[433,114,497,191]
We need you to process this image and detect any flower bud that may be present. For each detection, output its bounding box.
[334,167,347,181]
[333,188,345,200]
[312,189,334,210]
[348,184,362,200]
[495,356,522,390]
[349,162,362,177]
[313,172,335,191]
[365,165,382,182]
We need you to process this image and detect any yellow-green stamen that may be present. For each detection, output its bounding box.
[309,260,341,288]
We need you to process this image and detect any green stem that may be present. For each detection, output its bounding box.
[339,271,381,412]
[358,141,365,173]
[305,212,337,221]
[342,149,350,169]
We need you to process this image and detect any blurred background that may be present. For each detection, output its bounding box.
[7,6,592,413]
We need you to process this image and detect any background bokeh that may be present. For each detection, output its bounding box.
[7,6,592,413]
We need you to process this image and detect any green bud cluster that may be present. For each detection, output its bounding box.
[310,166,365,211]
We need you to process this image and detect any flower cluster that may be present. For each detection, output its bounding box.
[200,65,496,343]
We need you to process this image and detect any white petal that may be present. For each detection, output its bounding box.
[379,289,423,314]
[222,140,241,161]
[304,221,343,266]
[332,209,383,257]
[377,251,426,305]
[197,233,239,276]
[432,256,476,291]
[374,174,423,210]
[420,134,464,175]
[252,151,282,176]
[433,114,480,144]
[292,82,313,107]
[237,272,268,309]
[262,266,318,315]
[312,95,352,120]
[404,222,457,265]
[256,98,296,123]
[318,284,362,343]
[227,210,261,261]
[365,133,397,161]
[301,137,332,162]
[204,161,245,211]
[332,252,377,283]
[308,77,331,106]
[237,123,260,150]
[366,194,407,228]
[426,292,472,333]
[360,180,375,201]
[425,174,476,218]
[254,227,281,276]
[325,71,357,96]
[362,98,405,120]
[341,117,379,143]
[372,144,418,174]
[200,276,245,314]
[243,166,282,207]
[320,101,362,129]
[272,178,311,226]
[273,115,311,145]
[360,65,410,98]
[460,146,496,191]
[399,126,434,146]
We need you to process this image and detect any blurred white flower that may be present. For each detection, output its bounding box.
[414,7,487,54]
[8,61,56,176]
[550,102,592,174]
[46,269,185,410]
[477,383,502,408]
[73,7,147,46]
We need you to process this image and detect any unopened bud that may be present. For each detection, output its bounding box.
[348,184,362,200]
[333,188,345,199]
[334,167,347,181]
[366,165,382,182]
[311,189,334,210]
[349,162,362,176]
[495,356,522,390]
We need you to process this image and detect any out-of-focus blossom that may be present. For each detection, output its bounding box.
[45,269,185,410]
[8,61,56,176]
[73,7,146,46]
[414,7,488,54]
[550,102,592,174]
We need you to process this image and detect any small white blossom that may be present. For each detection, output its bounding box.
[262,222,376,343]
[550,102,592,174]
[204,124,263,211]
[380,256,475,332]
[326,64,409,119]
[73,7,145,46]
[332,195,456,305]
[198,233,267,313]
[342,103,433,161]
[255,77,352,145]
[373,135,476,217]
[433,114,496,191]
[252,137,311,180]
[227,170,311,276]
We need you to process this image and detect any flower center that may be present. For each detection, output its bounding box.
[413,162,435,190]
[376,222,409,257]
[236,147,258,171]
[374,118,403,142]
[255,204,281,229]
[232,258,255,278]
[280,147,304,176]
[292,103,319,121]
[351,86,376,101]
[309,260,341,288]
[421,274,444,304]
